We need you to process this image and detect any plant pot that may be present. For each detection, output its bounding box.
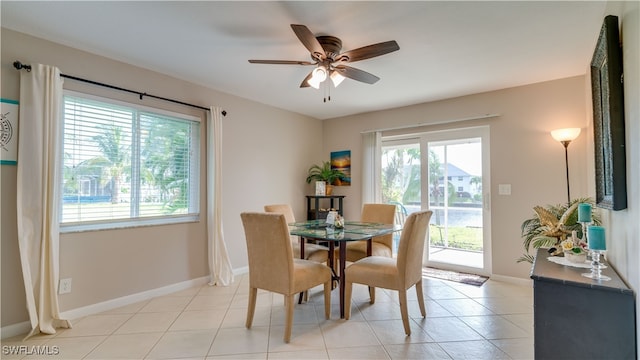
[325,184,333,195]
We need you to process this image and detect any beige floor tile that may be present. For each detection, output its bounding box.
[417,316,484,342]
[320,321,381,349]
[26,336,106,359]
[115,311,180,334]
[327,345,391,359]
[138,296,192,313]
[367,319,435,344]
[490,338,534,359]
[459,315,531,340]
[5,274,535,360]
[56,314,131,337]
[221,307,270,328]
[439,339,510,359]
[207,353,267,360]
[186,294,235,311]
[384,342,451,359]
[267,324,326,352]
[434,298,494,316]
[169,309,226,331]
[268,348,329,359]
[84,332,163,359]
[473,296,533,314]
[146,329,215,359]
[208,327,269,356]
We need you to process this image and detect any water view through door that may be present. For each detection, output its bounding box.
[381,127,490,275]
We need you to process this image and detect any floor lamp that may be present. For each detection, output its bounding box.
[551,128,581,204]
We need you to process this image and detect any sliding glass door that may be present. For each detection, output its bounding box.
[381,126,491,275]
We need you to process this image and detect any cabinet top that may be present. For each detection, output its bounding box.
[530,248,632,294]
[306,195,346,199]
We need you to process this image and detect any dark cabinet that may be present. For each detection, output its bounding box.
[530,248,636,359]
[306,195,344,220]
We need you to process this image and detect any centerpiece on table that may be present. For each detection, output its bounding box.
[518,198,600,264]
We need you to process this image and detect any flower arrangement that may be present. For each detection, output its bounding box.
[519,198,600,263]
[560,230,588,263]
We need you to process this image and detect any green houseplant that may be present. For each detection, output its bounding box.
[518,197,601,263]
[306,161,346,195]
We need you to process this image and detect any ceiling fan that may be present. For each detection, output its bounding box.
[249,24,399,90]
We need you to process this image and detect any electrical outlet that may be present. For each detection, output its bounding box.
[59,278,72,294]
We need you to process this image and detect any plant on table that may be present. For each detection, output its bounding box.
[305,161,346,195]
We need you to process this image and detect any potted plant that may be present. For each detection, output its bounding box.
[306,161,346,195]
[518,197,601,263]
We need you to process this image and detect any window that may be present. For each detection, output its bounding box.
[61,92,201,232]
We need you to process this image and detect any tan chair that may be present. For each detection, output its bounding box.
[337,203,397,264]
[241,212,332,343]
[264,204,329,263]
[344,210,433,335]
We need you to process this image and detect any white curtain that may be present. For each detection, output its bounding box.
[361,131,382,203]
[17,64,71,339]
[207,107,234,286]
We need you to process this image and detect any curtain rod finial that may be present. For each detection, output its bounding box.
[13,61,32,71]
[221,110,227,116]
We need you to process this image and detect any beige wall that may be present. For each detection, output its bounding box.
[1,29,323,328]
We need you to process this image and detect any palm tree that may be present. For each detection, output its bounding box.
[91,124,130,204]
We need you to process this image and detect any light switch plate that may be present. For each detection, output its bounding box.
[498,184,511,195]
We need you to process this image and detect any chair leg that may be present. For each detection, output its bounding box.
[284,294,294,343]
[344,280,353,320]
[368,286,376,304]
[245,287,257,328]
[415,279,426,317]
[398,289,411,335]
[323,281,331,319]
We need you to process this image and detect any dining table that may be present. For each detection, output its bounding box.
[289,219,401,318]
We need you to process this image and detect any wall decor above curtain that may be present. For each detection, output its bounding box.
[590,15,627,210]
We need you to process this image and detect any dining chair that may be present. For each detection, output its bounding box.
[240,212,332,343]
[340,203,397,262]
[344,210,433,335]
[264,204,329,263]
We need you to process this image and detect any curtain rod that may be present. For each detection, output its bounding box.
[13,61,226,116]
[360,113,500,134]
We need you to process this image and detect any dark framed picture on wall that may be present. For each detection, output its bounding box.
[591,15,627,210]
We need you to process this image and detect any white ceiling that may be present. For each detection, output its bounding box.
[2,1,608,120]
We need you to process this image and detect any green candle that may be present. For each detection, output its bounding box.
[588,226,606,250]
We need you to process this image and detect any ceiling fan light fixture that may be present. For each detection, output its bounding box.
[307,66,328,89]
[330,70,345,87]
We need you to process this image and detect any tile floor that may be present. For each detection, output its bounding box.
[1,274,534,359]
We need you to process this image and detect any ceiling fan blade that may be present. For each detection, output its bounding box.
[334,65,380,84]
[248,60,315,65]
[337,40,400,63]
[299,71,313,88]
[290,24,325,61]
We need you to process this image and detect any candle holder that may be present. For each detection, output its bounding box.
[582,250,611,281]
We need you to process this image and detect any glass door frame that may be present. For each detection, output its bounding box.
[381,125,492,276]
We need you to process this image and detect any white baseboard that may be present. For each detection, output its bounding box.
[1,321,31,340]
[1,276,210,340]
[489,274,533,287]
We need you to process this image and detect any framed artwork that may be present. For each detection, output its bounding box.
[1,98,19,165]
[331,150,351,186]
[590,15,626,210]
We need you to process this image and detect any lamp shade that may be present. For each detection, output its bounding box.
[551,128,581,142]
